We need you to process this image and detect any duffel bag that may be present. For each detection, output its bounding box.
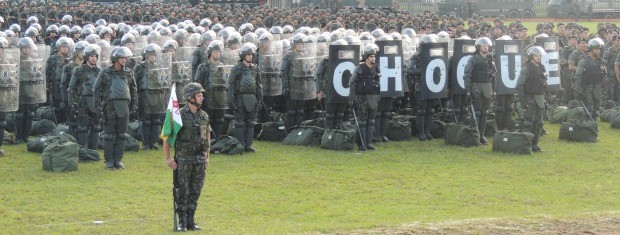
[549,106,569,123]
[31,119,57,136]
[257,122,288,142]
[211,135,245,155]
[301,118,325,128]
[492,131,534,155]
[28,133,75,153]
[42,139,78,172]
[564,107,587,121]
[386,120,412,141]
[430,120,446,139]
[320,126,356,151]
[611,112,620,129]
[559,120,598,142]
[3,130,15,145]
[601,107,620,123]
[35,106,56,122]
[283,126,324,146]
[78,147,101,162]
[444,123,480,147]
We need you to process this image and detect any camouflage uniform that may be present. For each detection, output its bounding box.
[195,59,227,138]
[133,59,169,150]
[61,60,82,137]
[45,50,71,124]
[575,55,605,120]
[567,49,585,102]
[602,46,619,101]
[69,62,101,149]
[516,60,547,150]
[560,45,576,103]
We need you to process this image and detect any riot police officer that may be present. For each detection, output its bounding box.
[516,46,547,152]
[46,37,73,124]
[494,35,516,131]
[281,34,309,131]
[228,43,263,152]
[575,38,606,120]
[464,37,495,145]
[62,41,88,138]
[69,44,101,150]
[349,43,380,151]
[16,37,45,144]
[163,82,210,232]
[191,31,216,79]
[93,47,138,170]
[133,43,170,150]
[0,37,18,155]
[195,40,227,138]
[408,34,440,141]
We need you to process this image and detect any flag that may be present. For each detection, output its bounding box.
[161,83,183,147]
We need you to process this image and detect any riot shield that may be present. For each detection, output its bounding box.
[220,48,239,67]
[160,35,173,48]
[136,35,147,46]
[450,39,476,95]
[209,64,230,109]
[494,39,524,95]
[326,44,360,103]
[0,48,20,112]
[20,45,48,104]
[292,50,317,100]
[376,40,404,98]
[419,42,449,100]
[97,43,113,68]
[7,37,19,48]
[171,47,193,104]
[259,40,283,96]
[302,41,317,59]
[536,36,561,91]
[146,52,172,89]
[132,41,146,62]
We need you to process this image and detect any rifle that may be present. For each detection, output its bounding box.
[351,107,366,150]
[172,164,181,231]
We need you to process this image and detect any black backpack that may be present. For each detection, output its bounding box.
[283,126,324,146]
[256,122,288,142]
[492,131,534,155]
[211,135,245,155]
[320,124,357,151]
[386,120,412,141]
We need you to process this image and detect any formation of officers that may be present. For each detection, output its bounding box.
[0,1,619,160]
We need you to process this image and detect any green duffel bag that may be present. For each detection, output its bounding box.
[559,120,598,142]
[601,108,620,123]
[257,122,288,142]
[430,120,446,139]
[549,106,569,123]
[485,120,497,138]
[444,123,480,147]
[31,119,57,136]
[492,131,534,155]
[78,147,101,162]
[392,115,416,135]
[320,126,356,151]
[301,118,325,128]
[42,139,79,172]
[211,135,245,155]
[386,120,412,141]
[3,130,15,145]
[28,133,75,153]
[564,107,586,121]
[611,112,620,129]
[35,106,56,123]
[49,124,71,137]
[283,126,324,146]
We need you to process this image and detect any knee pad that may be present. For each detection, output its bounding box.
[25,111,35,119]
[336,112,344,120]
[102,133,115,141]
[368,119,375,126]
[116,133,128,141]
[233,119,245,128]
[14,112,24,119]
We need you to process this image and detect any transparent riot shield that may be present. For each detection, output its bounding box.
[172,47,194,104]
[146,52,172,89]
[209,64,231,109]
[260,40,283,96]
[0,48,20,111]
[159,35,173,48]
[292,53,317,100]
[20,44,48,104]
[220,48,239,67]
[97,42,113,68]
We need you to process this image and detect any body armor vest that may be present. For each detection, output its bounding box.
[356,64,380,95]
[175,107,210,163]
[106,69,131,100]
[470,53,494,83]
[580,56,603,86]
[523,62,547,95]
[75,65,100,97]
[207,62,228,109]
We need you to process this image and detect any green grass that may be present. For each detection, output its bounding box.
[1,120,619,233]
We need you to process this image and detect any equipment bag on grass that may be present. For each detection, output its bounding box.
[492,131,534,155]
[320,125,357,151]
[300,118,325,128]
[611,112,620,129]
[97,133,141,151]
[35,106,57,122]
[559,120,598,142]
[3,130,15,145]
[602,107,620,123]
[78,147,101,162]
[31,119,57,136]
[564,107,587,121]
[28,133,75,153]
[444,123,480,147]
[549,106,569,123]
[211,135,245,155]
[256,122,288,142]
[283,125,324,146]
[430,120,446,139]
[42,139,78,172]
[386,120,412,141]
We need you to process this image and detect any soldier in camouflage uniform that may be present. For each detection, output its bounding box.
[615,41,620,103]
[560,35,577,104]
[45,37,73,124]
[602,36,620,102]
[228,43,263,152]
[69,44,101,150]
[575,38,606,120]
[195,40,227,138]
[163,82,210,232]
[516,46,547,152]
[61,41,88,138]
[464,37,495,145]
[349,43,380,151]
[93,47,138,170]
[567,38,588,102]
[133,44,169,150]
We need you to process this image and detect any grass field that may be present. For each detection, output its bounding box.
[1,119,619,233]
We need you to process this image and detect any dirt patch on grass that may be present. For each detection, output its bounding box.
[345,212,620,234]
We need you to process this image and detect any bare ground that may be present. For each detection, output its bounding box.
[339,212,620,235]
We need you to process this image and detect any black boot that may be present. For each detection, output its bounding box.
[357,120,367,151]
[151,124,162,150]
[366,120,376,150]
[424,112,434,140]
[186,209,202,231]
[244,123,256,152]
[141,122,151,150]
[114,134,127,169]
[176,211,188,232]
[380,112,390,142]
[416,115,427,141]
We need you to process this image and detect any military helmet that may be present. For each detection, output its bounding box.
[96,19,107,27]
[30,23,42,33]
[17,37,36,49]
[4,30,15,37]
[371,28,385,39]
[174,29,188,42]
[199,18,212,27]
[270,26,283,35]
[200,30,217,45]
[259,32,273,42]
[376,35,393,41]
[56,37,74,48]
[361,43,379,61]
[587,38,605,51]
[497,35,512,40]
[70,26,82,35]
[188,33,201,47]
[534,33,549,39]
[62,15,73,24]
[159,27,172,36]
[99,27,113,37]
[343,35,360,45]
[475,37,492,49]
[317,34,330,43]
[27,16,38,25]
[402,28,416,38]
[46,25,59,34]
[239,23,254,34]
[331,39,348,46]
[243,33,258,44]
[111,46,133,62]
[143,43,161,56]
[419,34,438,44]
[147,31,161,43]
[25,28,38,37]
[121,34,135,45]
[182,82,205,101]
[85,34,100,44]
[227,33,242,46]
[211,23,224,32]
[330,31,342,42]
[207,40,224,57]
[239,43,256,59]
[82,27,95,36]
[10,24,21,33]
[159,19,170,27]
[255,28,268,37]
[458,35,472,40]
[437,31,450,43]
[389,32,402,40]
[283,25,294,34]
[526,46,546,58]
[0,37,9,48]
[163,40,178,51]
[73,41,89,58]
[291,34,306,44]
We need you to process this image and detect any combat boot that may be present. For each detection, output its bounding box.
[244,124,256,152]
[532,145,545,152]
[151,124,162,150]
[186,210,202,231]
[176,211,188,232]
[416,115,427,141]
[380,112,390,142]
[366,122,376,150]
[424,113,434,140]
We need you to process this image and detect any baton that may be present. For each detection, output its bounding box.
[450,98,459,123]
[351,107,366,150]
[470,102,481,138]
